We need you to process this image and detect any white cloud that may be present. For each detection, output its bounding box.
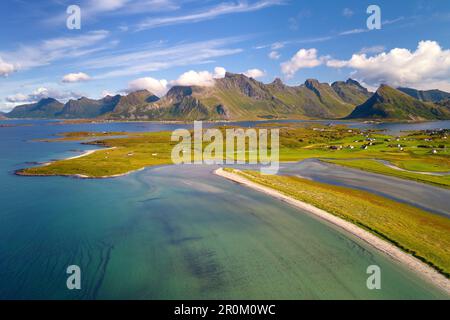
[213,67,227,78]
[88,38,241,79]
[281,48,323,77]
[5,93,28,103]
[87,0,180,15]
[339,28,367,36]
[6,87,82,104]
[62,72,91,83]
[45,0,179,26]
[269,51,281,60]
[171,69,223,87]
[271,42,285,50]
[326,40,450,90]
[0,57,16,77]
[89,0,130,12]
[243,68,266,78]
[137,0,285,30]
[0,30,111,73]
[383,16,405,25]
[127,67,227,95]
[128,77,169,96]
[342,8,354,17]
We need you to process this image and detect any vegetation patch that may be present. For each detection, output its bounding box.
[18,125,450,186]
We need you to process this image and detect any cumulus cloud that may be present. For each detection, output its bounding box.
[269,51,281,60]
[0,57,16,76]
[243,68,266,78]
[127,67,227,96]
[281,48,323,77]
[128,77,169,96]
[326,40,450,90]
[62,72,91,83]
[172,70,216,87]
[213,66,227,78]
[6,87,82,104]
[126,67,227,97]
[5,93,28,103]
[171,67,227,87]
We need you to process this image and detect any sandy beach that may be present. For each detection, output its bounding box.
[214,167,450,295]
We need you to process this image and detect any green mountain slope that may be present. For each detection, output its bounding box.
[7,98,64,118]
[332,79,372,105]
[103,90,160,119]
[398,87,450,102]
[57,96,120,118]
[265,78,354,119]
[143,73,359,120]
[347,85,450,120]
[7,73,449,121]
[436,99,450,109]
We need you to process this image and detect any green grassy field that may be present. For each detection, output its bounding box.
[19,131,177,177]
[227,169,450,277]
[18,125,450,186]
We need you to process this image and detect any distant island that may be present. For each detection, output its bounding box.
[4,72,450,121]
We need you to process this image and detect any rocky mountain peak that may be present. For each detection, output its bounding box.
[271,78,285,89]
[304,79,321,90]
[166,86,193,102]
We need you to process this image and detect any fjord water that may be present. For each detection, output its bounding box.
[0,120,449,299]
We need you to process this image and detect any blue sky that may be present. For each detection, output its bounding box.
[0,0,449,111]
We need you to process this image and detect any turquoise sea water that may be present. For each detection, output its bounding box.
[0,120,449,299]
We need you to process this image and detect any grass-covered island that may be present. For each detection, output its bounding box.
[215,168,450,294]
[17,124,450,188]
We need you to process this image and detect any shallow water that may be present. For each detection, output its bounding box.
[277,160,450,217]
[0,120,448,299]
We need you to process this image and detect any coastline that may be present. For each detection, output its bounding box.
[15,147,147,179]
[214,167,450,295]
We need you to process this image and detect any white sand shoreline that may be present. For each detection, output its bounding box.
[214,167,450,296]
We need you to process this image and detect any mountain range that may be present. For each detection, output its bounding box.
[4,72,450,121]
[397,87,450,102]
[346,85,450,120]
